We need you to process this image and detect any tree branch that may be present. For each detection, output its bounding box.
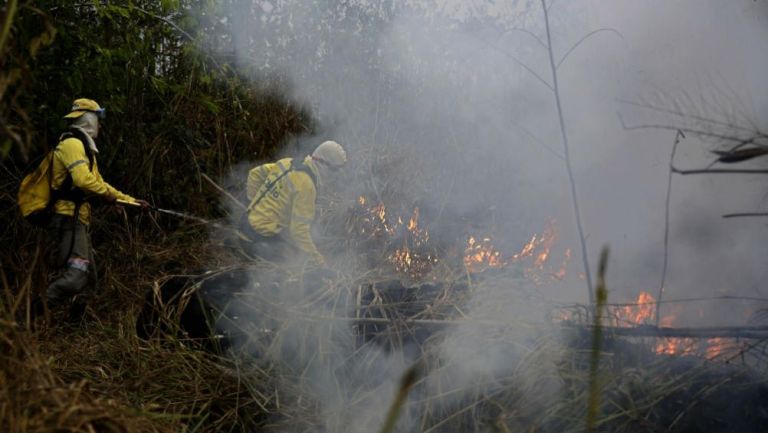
[722,212,768,219]
[557,28,623,70]
[542,0,593,303]
[616,98,761,135]
[655,130,683,326]
[498,27,546,49]
[618,115,767,145]
[672,166,768,175]
[471,32,553,91]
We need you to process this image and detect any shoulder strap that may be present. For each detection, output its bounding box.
[293,160,317,187]
[244,159,295,213]
[60,128,95,170]
[52,129,95,203]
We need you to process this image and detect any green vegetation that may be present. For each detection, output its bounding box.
[1,3,310,431]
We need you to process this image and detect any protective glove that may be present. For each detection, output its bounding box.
[134,199,152,211]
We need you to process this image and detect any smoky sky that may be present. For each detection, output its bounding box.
[215,0,768,323]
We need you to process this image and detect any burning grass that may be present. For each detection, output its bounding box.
[2,194,768,432]
[133,258,768,432]
[5,259,768,432]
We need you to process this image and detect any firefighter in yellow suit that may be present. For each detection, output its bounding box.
[241,141,347,265]
[46,98,150,309]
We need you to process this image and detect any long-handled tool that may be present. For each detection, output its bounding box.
[117,199,251,240]
[117,199,220,227]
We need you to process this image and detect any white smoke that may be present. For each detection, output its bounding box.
[206,0,768,430]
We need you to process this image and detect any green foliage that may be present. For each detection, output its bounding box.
[1,0,314,218]
[0,3,315,430]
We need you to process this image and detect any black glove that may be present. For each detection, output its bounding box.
[134,199,152,211]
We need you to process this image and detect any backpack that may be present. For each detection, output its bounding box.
[239,158,316,237]
[17,129,94,227]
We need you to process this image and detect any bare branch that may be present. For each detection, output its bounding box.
[618,114,768,145]
[655,130,683,326]
[617,98,760,134]
[722,212,768,219]
[201,173,246,211]
[541,0,593,303]
[475,38,553,91]
[712,146,768,163]
[498,27,546,49]
[672,166,768,175]
[557,28,623,70]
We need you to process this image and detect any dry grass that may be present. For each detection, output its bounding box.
[2,136,766,433]
[3,232,768,433]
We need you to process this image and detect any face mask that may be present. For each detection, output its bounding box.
[71,112,100,152]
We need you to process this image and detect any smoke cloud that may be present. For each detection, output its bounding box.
[207,0,768,430]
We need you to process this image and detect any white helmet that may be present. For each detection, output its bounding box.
[312,140,347,169]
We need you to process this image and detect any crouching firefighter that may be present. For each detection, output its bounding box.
[240,140,347,265]
[20,99,150,310]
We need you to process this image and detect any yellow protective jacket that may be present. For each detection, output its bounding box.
[52,136,136,225]
[246,157,322,262]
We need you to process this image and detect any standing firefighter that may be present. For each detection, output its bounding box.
[241,140,347,265]
[37,99,149,308]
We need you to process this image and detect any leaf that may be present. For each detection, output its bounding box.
[113,5,131,18]
[197,95,221,115]
[0,139,11,159]
[161,0,180,12]
[150,75,164,89]
[712,147,768,164]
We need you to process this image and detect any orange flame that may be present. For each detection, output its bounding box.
[463,236,506,272]
[408,207,419,231]
[356,197,434,279]
[613,291,656,326]
[655,338,697,356]
[357,197,568,281]
[552,248,571,280]
[705,338,729,359]
[652,306,739,359]
[464,220,565,277]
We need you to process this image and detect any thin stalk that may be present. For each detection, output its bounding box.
[655,130,683,326]
[378,363,420,433]
[0,0,19,56]
[201,173,246,210]
[541,0,593,302]
[587,246,609,433]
